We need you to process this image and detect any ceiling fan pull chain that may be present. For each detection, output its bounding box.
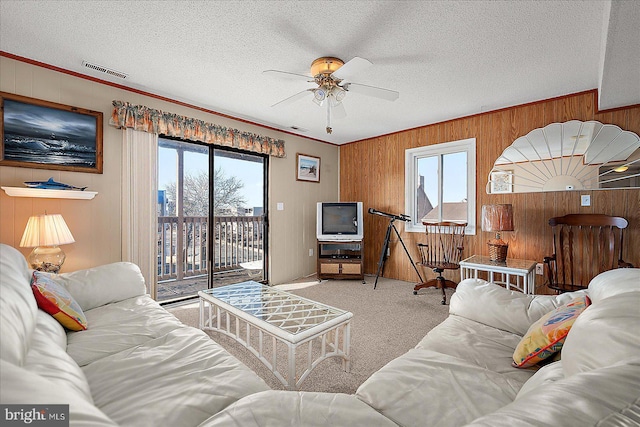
[326,100,332,134]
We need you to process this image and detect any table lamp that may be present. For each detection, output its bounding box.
[20,213,75,273]
[481,204,514,262]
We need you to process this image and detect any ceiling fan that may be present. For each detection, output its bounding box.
[263,57,399,134]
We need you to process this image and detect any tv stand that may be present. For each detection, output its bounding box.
[317,240,365,283]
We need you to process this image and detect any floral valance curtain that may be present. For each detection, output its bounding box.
[110,100,286,158]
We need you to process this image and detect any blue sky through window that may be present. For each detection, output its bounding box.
[417,151,467,205]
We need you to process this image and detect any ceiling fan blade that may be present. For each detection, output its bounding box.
[332,102,347,119]
[262,70,312,81]
[345,82,399,102]
[331,57,372,81]
[271,89,312,108]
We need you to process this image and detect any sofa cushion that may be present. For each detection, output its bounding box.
[465,359,640,427]
[200,390,399,427]
[0,244,38,366]
[356,348,521,427]
[33,303,68,351]
[66,295,185,366]
[0,359,117,426]
[54,262,147,311]
[512,295,590,368]
[22,311,94,402]
[450,279,586,336]
[515,361,564,400]
[587,268,640,303]
[562,292,640,377]
[31,271,88,331]
[416,315,533,384]
[81,327,270,427]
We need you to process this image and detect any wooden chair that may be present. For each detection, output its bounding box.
[544,214,633,293]
[414,221,466,305]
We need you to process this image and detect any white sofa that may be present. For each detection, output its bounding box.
[2,241,639,426]
[204,268,640,426]
[0,244,269,426]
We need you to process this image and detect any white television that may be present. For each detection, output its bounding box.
[316,202,364,241]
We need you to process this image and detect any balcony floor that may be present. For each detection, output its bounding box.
[157,268,263,302]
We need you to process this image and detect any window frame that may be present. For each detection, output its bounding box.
[404,137,476,235]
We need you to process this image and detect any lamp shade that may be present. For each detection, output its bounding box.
[481,204,514,232]
[20,214,75,248]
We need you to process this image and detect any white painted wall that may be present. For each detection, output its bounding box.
[0,56,339,285]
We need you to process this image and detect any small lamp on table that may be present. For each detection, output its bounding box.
[481,204,514,262]
[20,213,75,273]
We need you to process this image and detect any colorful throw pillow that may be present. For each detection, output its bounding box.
[512,295,590,368]
[30,271,88,331]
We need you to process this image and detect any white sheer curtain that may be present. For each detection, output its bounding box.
[121,128,158,298]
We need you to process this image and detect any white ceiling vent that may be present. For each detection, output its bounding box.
[82,60,128,79]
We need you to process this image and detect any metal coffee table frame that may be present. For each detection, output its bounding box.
[199,281,352,390]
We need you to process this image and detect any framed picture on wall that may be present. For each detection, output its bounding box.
[0,92,103,173]
[296,153,320,183]
[490,170,513,193]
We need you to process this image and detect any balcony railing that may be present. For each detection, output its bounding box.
[158,215,264,282]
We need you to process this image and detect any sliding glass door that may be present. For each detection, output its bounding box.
[211,148,267,286]
[156,138,267,302]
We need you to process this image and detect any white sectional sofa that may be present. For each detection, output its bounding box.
[204,268,640,426]
[0,244,269,426]
[2,241,639,426]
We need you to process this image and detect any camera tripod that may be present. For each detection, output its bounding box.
[369,209,424,289]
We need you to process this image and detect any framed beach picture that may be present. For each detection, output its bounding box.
[0,92,103,173]
[296,153,320,183]
[490,170,513,194]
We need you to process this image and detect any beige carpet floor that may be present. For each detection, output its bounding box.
[168,275,450,394]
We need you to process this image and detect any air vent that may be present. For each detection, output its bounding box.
[82,61,128,79]
[290,126,309,133]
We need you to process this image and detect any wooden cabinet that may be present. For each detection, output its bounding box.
[317,241,364,282]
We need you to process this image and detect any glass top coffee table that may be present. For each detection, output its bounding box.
[198,281,352,390]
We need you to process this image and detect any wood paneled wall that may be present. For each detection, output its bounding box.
[340,90,640,294]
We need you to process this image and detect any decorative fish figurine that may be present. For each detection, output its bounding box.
[24,177,87,191]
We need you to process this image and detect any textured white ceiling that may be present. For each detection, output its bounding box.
[1,1,637,145]
[598,0,640,110]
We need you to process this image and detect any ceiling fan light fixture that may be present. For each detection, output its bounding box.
[310,57,344,77]
[331,86,346,102]
[267,55,397,135]
[313,88,326,106]
[329,93,344,108]
[313,87,326,102]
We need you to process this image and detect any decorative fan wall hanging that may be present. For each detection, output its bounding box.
[263,57,399,134]
[486,121,640,193]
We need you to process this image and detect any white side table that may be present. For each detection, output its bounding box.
[460,255,537,295]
